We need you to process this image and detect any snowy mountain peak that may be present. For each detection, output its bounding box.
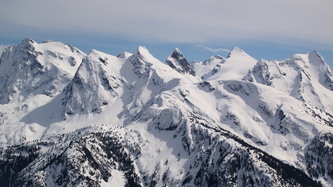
[172,47,182,56]
[137,46,150,57]
[211,54,224,60]
[244,50,333,114]
[89,49,100,55]
[21,38,35,45]
[309,50,321,58]
[127,46,157,77]
[290,50,331,74]
[117,51,132,58]
[203,55,225,65]
[133,46,160,64]
[227,46,248,58]
[17,38,36,52]
[0,39,85,104]
[62,52,123,118]
[308,50,328,66]
[87,49,112,65]
[197,46,257,81]
[166,48,196,76]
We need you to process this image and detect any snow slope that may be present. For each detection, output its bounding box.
[0,39,333,186]
[0,38,85,144]
[244,51,333,114]
[194,47,257,81]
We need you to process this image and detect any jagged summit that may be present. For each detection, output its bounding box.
[21,38,35,44]
[133,46,161,65]
[206,54,224,62]
[244,51,333,114]
[16,38,36,52]
[170,48,182,57]
[0,39,333,186]
[201,54,225,66]
[227,46,251,58]
[89,49,101,54]
[308,50,329,67]
[0,39,85,104]
[137,45,148,53]
[127,46,155,77]
[196,46,257,81]
[117,51,132,58]
[137,46,152,57]
[62,52,123,118]
[166,48,196,76]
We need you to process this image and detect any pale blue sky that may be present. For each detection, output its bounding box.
[1,0,332,66]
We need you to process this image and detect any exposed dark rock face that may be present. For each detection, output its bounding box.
[166,48,196,76]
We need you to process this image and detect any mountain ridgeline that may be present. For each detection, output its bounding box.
[0,39,333,186]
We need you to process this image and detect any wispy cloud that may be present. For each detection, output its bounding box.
[194,45,230,53]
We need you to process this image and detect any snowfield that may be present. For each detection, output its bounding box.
[0,39,333,186]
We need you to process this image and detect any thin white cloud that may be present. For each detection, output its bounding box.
[194,45,230,53]
[0,0,333,47]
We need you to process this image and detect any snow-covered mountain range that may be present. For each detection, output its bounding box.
[0,39,333,186]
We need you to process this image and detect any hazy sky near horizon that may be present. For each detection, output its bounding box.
[0,0,333,64]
